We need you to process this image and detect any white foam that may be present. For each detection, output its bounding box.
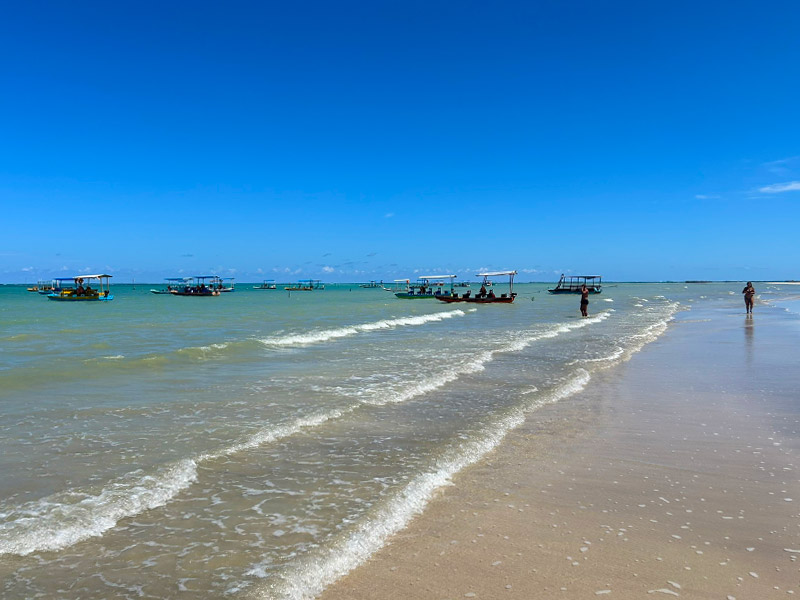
[363,310,611,407]
[0,459,198,556]
[0,310,613,557]
[258,310,467,348]
[256,370,592,600]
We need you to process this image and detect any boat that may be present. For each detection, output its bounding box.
[170,276,222,296]
[151,277,191,294]
[547,274,602,294]
[285,279,325,291]
[47,274,114,301]
[31,279,58,294]
[435,271,517,304]
[395,275,458,299]
[217,277,235,293]
[253,279,277,290]
[359,280,383,288]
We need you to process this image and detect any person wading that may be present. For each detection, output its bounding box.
[742,281,756,314]
[580,284,589,317]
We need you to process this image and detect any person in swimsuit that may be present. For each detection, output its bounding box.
[742,281,755,314]
[580,284,589,317]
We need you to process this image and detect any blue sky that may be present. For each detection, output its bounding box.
[2,1,799,283]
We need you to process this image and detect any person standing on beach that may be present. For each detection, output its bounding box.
[742,281,756,314]
[580,284,589,317]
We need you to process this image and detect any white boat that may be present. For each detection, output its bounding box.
[253,279,277,290]
[394,275,458,299]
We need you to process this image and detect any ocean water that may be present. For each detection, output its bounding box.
[0,281,792,599]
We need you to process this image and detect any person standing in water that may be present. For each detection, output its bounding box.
[742,281,756,314]
[580,284,589,317]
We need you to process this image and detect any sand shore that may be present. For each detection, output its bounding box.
[321,304,800,599]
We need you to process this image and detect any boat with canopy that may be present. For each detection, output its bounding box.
[548,274,602,294]
[150,278,191,294]
[394,275,458,299]
[285,280,325,291]
[435,271,517,304]
[47,274,114,301]
[170,276,222,296]
[253,280,277,290]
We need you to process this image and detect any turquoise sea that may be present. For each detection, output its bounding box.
[1,281,796,599]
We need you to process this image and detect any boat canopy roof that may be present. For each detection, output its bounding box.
[477,270,517,277]
[54,274,112,281]
[165,277,191,281]
[418,275,457,280]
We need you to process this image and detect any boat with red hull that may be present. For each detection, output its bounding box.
[435,271,517,304]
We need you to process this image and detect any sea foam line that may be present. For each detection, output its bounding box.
[258,309,468,348]
[0,311,608,557]
[255,307,677,600]
[364,309,611,407]
[253,370,593,600]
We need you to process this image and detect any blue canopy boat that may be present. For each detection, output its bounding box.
[47,274,114,301]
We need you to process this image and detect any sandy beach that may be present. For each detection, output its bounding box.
[321,304,800,599]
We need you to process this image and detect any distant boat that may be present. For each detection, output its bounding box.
[47,274,114,302]
[285,279,325,291]
[395,275,458,299]
[217,277,235,293]
[436,271,517,304]
[359,280,382,288]
[253,279,277,290]
[151,277,191,294]
[170,276,222,297]
[548,274,602,294]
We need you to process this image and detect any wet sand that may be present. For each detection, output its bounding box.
[321,305,800,599]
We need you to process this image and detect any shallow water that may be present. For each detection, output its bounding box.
[0,281,792,599]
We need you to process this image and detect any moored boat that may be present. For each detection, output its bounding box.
[47,274,114,301]
[395,275,458,299]
[151,278,191,294]
[170,276,222,296]
[435,271,517,304]
[253,279,277,290]
[548,274,602,294]
[285,280,324,291]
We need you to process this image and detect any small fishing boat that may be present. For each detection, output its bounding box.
[395,275,458,299]
[253,279,277,290]
[217,277,235,293]
[47,274,114,301]
[548,274,602,294]
[359,280,383,288]
[170,276,222,296]
[151,277,191,294]
[285,279,325,291]
[436,271,517,304]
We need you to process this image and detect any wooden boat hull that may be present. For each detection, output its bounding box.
[170,291,220,297]
[547,288,602,294]
[47,294,114,301]
[436,295,515,304]
[394,293,439,299]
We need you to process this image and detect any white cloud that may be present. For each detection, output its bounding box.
[322,266,335,273]
[21,266,34,272]
[694,194,720,200]
[759,181,800,194]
